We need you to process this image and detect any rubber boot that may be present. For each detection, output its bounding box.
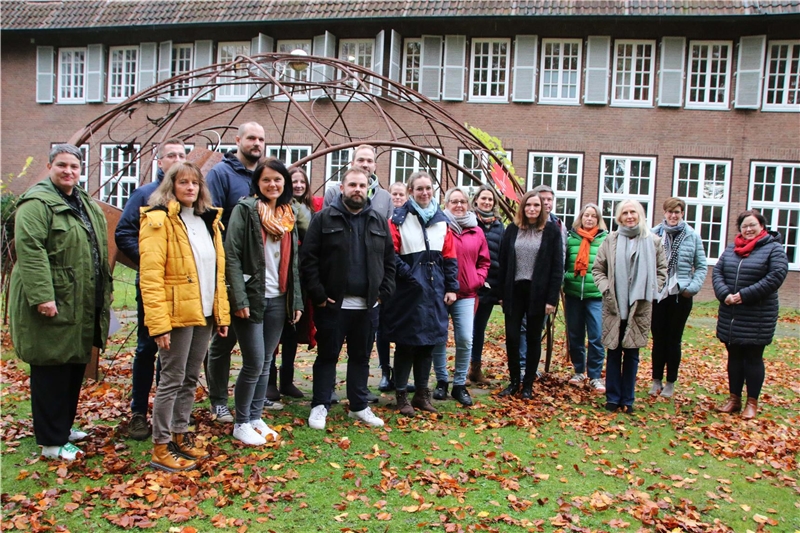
[411,387,438,413]
[716,394,742,414]
[171,432,209,460]
[395,389,415,416]
[741,397,758,419]
[151,443,196,472]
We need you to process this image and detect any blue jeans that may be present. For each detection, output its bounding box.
[131,279,160,415]
[232,296,286,424]
[519,315,527,369]
[605,321,639,407]
[564,296,604,379]
[432,297,475,386]
[471,301,495,365]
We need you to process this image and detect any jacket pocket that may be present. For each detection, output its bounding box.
[369,227,386,253]
[50,266,77,325]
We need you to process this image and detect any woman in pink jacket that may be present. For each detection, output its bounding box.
[431,187,491,406]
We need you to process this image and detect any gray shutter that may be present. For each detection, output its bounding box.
[158,41,172,83]
[512,35,537,102]
[36,46,55,103]
[584,36,610,104]
[86,44,105,102]
[389,30,402,83]
[442,35,466,101]
[194,39,214,101]
[249,33,273,97]
[734,35,766,109]
[311,31,336,99]
[420,35,443,100]
[658,37,685,107]
[138,42,158,92]
[372,30,384,96]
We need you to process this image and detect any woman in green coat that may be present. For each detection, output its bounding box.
[9,144,112,461]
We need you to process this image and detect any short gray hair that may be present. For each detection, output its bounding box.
[531,184,554,197]
[49,144,83,165]
[444,186,469,205]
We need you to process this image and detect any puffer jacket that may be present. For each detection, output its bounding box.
[592,231,667,350]
[139,201,231,337]
[476,216,504,305]
[713,231,788,346]
[563,228,608,300]
[652,222,708,296]
[452,225,491,300]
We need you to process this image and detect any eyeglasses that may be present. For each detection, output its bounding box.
[448,200,468,205]
[161,152,186,160]
[740,223,760,230]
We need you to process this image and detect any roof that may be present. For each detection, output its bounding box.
[3,0,800,31]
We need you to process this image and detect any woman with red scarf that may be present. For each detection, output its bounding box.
[713,210,788,420]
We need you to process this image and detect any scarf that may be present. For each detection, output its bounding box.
[256,200,295,242]
[659,220,687,279]
[475,208,498,225]
[614,225,657,320]
[443,209,478,235]
[573,226,599,277]
[734,230,767,257]
[408,198,438,224]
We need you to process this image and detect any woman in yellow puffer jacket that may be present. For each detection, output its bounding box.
[139,161,230,473]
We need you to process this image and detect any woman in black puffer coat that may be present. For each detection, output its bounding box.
[713,210,788,420]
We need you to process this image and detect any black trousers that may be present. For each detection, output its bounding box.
[651,294,693,383]
[394,344,434,391]
[726,344,766,400]
[504,280,544,385]
[30,363,86,446]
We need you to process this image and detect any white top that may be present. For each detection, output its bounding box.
[181,206,216,317]
[263,235,284,298]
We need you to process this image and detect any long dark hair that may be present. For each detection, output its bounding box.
[289,166,314,212]
[514,191,548,230]
[251,157,294,207]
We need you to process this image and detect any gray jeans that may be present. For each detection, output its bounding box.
[232,296,286,424]
[152,322,214,444]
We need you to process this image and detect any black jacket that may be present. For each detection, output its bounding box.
[477,217,504,305]
[300,198,396,310]
[713,231,788,346]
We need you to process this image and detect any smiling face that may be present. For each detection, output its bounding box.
[524,195,542,224]
[620,203,640,228]
[475,190,495,212]
[446,190,469,216]
[258,166,285,205]
[410,176,433,208]
[581,207,599,229]
[664,206,684,227]
[48,152,82,195]
[390,183,407,207]
[291,171,307,198]
[174,170,200,208]
[739,215,763,241]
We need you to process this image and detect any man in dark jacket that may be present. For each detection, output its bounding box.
[114,138,186,440]
[205,122,267,423]
[301,168,396,430]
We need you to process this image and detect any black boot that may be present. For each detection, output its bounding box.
[378,366,395,392]
[432,380,448,400]
[520,374,534,399]
[451,385,473,406]
[266,363,280,401]
[279,364,304,398]
[498,380,520,397]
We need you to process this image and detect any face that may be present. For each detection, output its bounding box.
[620,204,640,228]
[410,177,433,208]
[291,172,307,197]
[390,184,407,207]
[174,171,200,208]
[48,152,82,194]
[258,166,284,203]
[157,143,187,174]
[341,171,369,211]
[538,191,554,214]
[236,124,265,164]
[351,148,376,176]
[581,207,599,229]
[446,191,469,216]
[475,190,495,212]
[664,206,684,227]
[524,195,542,223]
[739,215,763,241]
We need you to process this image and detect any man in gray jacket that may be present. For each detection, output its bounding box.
[322,145,393,219]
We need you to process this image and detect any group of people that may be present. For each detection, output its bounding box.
[9,128,789,471]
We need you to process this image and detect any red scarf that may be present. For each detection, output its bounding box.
[733,230,767,257]
[574,226,600,277]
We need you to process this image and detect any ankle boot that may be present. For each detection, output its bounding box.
[451,385,473,406]
[498,380,520,397]
[432,380,449,400]
[171,432,209,460]
[520,383,533,400]
[411,387,438,413]
[279,364,305,398]
[717,394,742,413]
[378,367,395,392]
[741,397,758,419]
[267,363,280,401]
[469,362,491,384]
[395,389,415,416]
[151,443,196,472]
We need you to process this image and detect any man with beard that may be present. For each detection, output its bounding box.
[300,168,396,430]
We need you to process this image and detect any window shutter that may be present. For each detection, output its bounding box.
[138,42,158,93]
[249,33,273,97]
[311,31,336,99]
[158,41,172,83]
[372,30,384,96]
[85,44,105,102]
[584,36,610,104]
[193,39,214,101]
[735,35,766,109]
[420,35,443,100]
[658,37,685,107]
[36,46,55,103]
[442,35,466,101]
[387,30,402,98]
[512,35,537,102]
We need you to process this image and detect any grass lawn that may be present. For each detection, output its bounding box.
[0,301,798,532]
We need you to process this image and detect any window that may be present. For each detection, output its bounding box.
[458,149,512,197]
[170,44,194,99]
[276,40,312,100]
[101,144,140,208]
[686,41,732,109]
[469,38,510,101]
[207,143,236,154]
[339,39,374,92]
[611,40,655,106]
[391,149,442,185]
[528,152,583,228]
[50,143,89,189]
[598,155,656,230]
[539,39,581,104]
[749,162,800,269]
[402,38,421,92]
[216,42,251,101]
[763,41,800,111]
[325,148,353,191]
[58,48,86,103]
[674,159,731,262]
[107,46,138,102]
[266,145,311,175]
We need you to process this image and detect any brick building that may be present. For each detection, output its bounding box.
[1,0,798,305]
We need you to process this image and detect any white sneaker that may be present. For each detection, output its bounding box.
[212,405,234,423]
[568,373,586,386]
[250,419,279,441]
[348,407,384,427]
[589,378,607,394]
[308,405,328,430]
[233,423,266,446]
[68,428,88,442]
[41,443,83,461]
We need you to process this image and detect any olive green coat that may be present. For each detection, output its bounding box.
[9,179,112,365]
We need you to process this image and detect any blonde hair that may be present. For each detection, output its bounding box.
[514,191,548,230]
[614,199,649,237]
[573,203,607,231]
[148,161,213,213]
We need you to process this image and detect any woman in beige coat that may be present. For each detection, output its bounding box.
[592,200,666,414]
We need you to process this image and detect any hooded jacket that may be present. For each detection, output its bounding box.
[115,168,164,267]
[476,216,504,305]
[206,151,254,231]
[322,174,393,220]
[451,225,491,300]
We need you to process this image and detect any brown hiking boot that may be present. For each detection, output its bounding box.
[716,394,742,414]
[395,389,415,416]
[741,397,758,419]
[411,387,438,414]
[468,362,491,384]
[151,443,196,472]
[171,432,209,460]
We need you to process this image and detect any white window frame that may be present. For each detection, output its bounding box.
[749,161,800,270]
[762,40,800,112]
[539,38,582,105]
[266,145,312,176]
[685,40,732,110]
[402,38,422,92]
[51,143,89,189]
[100,144,141,209]
[527,152,583,228]
[598,155,656,230]
[673,158,732,263]
[275,40,313,101]
[215,41,251,102]
[611,40,656,107]
[458,149,512,197]
[58,47,86,103]
[390,148,443,199]
[207,143,237,154]
[107,46,138,103]
[170,43,194,101]
[325,148,354,192]
[150,143,193,182]
[338,38,374,94]
[468,38,510,102]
